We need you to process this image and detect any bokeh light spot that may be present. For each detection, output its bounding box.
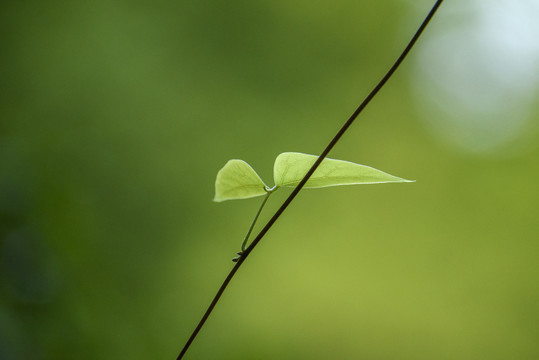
[413,0,539,155]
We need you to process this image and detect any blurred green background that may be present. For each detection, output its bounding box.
[1,0,538,359]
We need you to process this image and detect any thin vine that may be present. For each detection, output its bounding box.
[176,1,445,358]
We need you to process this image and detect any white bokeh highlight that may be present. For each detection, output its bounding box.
[413,0,539,155]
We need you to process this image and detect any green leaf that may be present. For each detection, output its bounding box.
[214,160,268,202]
[273,152,413,188]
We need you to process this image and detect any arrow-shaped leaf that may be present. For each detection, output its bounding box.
[214,160,268,202]
[273,152,413,188]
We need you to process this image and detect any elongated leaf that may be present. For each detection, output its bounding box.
[273,152,413,188]
[214,160,268,202]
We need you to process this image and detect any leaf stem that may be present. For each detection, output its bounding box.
[239,190,273,254]
[176,1,444,358]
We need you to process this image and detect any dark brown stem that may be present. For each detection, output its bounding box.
[176,1,444,358]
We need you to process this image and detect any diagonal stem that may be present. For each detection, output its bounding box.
[176,1,444,358]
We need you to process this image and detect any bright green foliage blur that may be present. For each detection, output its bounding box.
[1,0,538,359]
